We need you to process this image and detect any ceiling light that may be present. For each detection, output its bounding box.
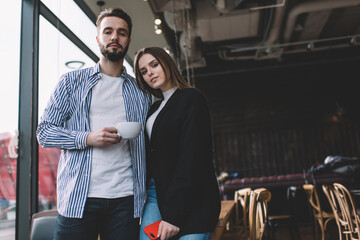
[96,1,105,7]
[154,18,162,25]
[164,47,171,54]
[154,25,162,35]
[96,1,105,12]
[65,60,85,70]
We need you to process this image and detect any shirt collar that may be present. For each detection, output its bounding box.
[91,63,129,81]
[121,66,129,81]
[90,63,101,77]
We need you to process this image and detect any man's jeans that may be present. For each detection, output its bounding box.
[54,195,139,240]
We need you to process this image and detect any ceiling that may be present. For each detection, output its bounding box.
[82,0,360,77]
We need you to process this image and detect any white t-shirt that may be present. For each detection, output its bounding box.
[88,73,133,198]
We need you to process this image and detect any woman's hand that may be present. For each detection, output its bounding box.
[158,220,180,240]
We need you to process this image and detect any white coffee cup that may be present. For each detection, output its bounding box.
[115,122,142,139]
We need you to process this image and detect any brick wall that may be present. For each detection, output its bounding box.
[195,59,360,177]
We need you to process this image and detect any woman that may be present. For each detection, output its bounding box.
[134,47,221,240]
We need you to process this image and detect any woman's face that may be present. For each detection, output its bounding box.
[138,53,174,92]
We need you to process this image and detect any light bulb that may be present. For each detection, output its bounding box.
[154,18,162,25]
[154,25,162,34]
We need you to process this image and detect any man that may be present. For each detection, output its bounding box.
[37,8,150,240]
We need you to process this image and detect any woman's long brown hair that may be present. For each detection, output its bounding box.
[134,47,191,99]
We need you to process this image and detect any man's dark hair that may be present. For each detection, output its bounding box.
[96,8,132,37]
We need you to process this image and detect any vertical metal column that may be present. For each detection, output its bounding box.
[31,0,40,217]
[16,0,39,239]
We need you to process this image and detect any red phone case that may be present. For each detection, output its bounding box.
[143,220,161,240]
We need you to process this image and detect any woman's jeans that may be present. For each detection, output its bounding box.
[140,179,211,240]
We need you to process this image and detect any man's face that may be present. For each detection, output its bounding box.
[96,16,131,62]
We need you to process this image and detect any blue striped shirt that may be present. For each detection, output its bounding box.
[36,63,150,218]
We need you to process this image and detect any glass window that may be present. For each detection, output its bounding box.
[41,0,100,58]
[0,1,21,239]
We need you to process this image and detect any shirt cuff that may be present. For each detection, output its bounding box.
[75,131,89,149]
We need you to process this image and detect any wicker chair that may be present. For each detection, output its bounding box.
[234,187,252,238]
[303,184,335,240]
[322,184,352,240]
[333,183,360,240]
[248,188,271,240]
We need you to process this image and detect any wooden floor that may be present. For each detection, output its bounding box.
[221,219,340,240]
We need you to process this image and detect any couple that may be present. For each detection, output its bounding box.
[37,7,220,240]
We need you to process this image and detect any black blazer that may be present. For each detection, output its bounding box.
[146,88,221,237]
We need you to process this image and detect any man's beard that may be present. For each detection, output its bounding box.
[100,43,129,62]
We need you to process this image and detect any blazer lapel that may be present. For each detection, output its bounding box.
[146,100,162,144]
[150,89,180,142]
[147,100,162,120]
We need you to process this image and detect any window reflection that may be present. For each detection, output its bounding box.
[0,133,17,238]
[0,0,20,239]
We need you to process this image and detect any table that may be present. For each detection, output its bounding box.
[210,200,236,240]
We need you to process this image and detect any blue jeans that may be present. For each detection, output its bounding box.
[140,179,211,240]
[54,196,139,240]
